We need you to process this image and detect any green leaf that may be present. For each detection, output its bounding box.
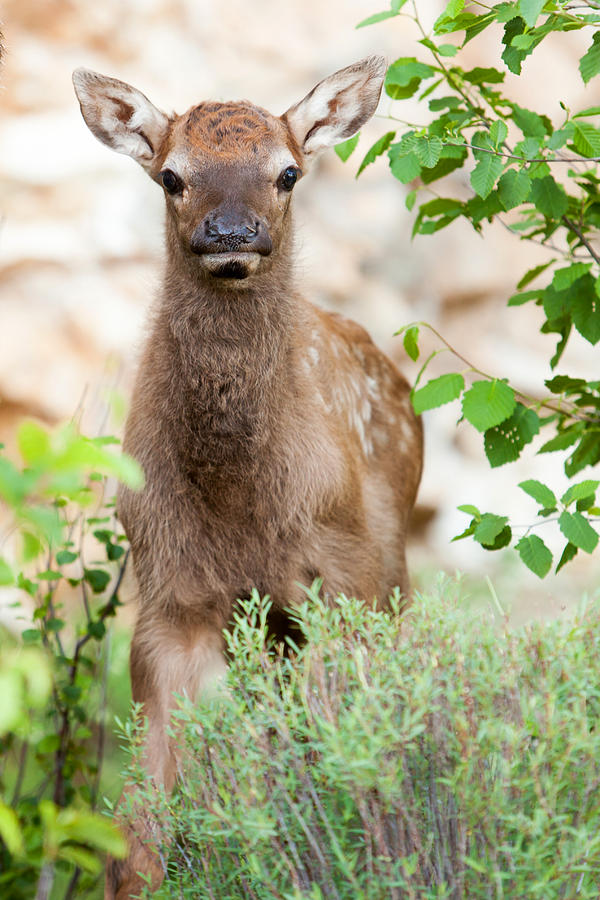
[518,0,545,28]
[412,373,465,415]
[0,558,14,586]
[438,43,458,56]
[403,326,420,361]
[389,152,421,183]
[462,67,505,84]
[551,263,593,290]
[556,541,578,573]
[470,153,504,199]
[516,260,553,289]
[56,549,78,565]
[561,480,599,506]
[356,8,403,28]
[413,135,443,168]
[572,121,600,157]
[357,131,396,176]
[579,33,600,84]
[334,134,360,162]
[84,568,111,594]
[565,431,600,477]
[474,513,509,546]
[444,0,465,17]
[571,274,600,344]
[0,802,24,856]
[497,169,532,210]
[385,58,435,99]
[516,535,553,577]
[511,104,551,138]
[538,428,583,453]
[462,380,516,432]
[530,176,568,218]
[457,503,481,518]
[558,511,599,553]
[18,420,52,465]
[573,106,600,118]
[489,120,508,149]
[519,479,557,509]
[405,189,418,210]
[484,404,539,466]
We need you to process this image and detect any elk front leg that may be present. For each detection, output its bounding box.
[105,616,227,900]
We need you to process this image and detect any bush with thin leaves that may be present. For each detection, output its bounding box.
[120,582,600,899]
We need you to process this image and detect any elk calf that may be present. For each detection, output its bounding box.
[73,57,423,899]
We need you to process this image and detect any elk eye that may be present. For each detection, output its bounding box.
[278,166,299,191]
[160,169,183,195]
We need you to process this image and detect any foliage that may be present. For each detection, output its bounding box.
[338,0,600,576]
[0,422,142,898]
[119,583,600,899]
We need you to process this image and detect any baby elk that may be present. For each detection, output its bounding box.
[73,56,423,898]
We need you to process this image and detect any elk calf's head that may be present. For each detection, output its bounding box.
[73,58,386,284]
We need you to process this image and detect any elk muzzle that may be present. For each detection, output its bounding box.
[190,207,272,280]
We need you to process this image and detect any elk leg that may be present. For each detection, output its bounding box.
[105,617,227,900]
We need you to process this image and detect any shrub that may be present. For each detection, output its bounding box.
[338,0,600,576]
[0,422,142,898]
[121,581,600,899]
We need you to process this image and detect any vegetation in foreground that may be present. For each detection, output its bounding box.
[119,581,600,900]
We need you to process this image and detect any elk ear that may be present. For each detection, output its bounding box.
[72,68,170,170]
[283,56,386,162]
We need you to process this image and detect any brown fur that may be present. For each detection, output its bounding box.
[73,58,422,899]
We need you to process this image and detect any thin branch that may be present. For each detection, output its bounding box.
[410,321,598,423]
[447,140,600,164]
[562,215,600,266]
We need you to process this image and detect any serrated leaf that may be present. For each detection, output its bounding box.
[511,104,551,138]
[579,32,600,84]
[470,153,504,199]
[334,134,360,162]
[561,480,599,506]
[413,135,443,168]
[403,326,420,361]
[516,535,553,577]
[530,176,568,218]
[518,0,545,27]
[484,403,539,466]
[565,431,600,477]
[538,428,583,453]
[573,121,600,157]
[516,260,554,289]
[497,169,532,210]
[389,152,421,183]
[551,262,593,290]
[571,274,600,344]
[556,541,578,573]
[357,132,396,176]
[462,67,505,84]
[558,510,599,553]
[412,373,465,415]
[573,106,600,118]
[519,479,557,509]
[489,120,508,149]
[462,380,516,432]
[474,513,509,546]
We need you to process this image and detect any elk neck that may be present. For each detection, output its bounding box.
[155,218,301,473]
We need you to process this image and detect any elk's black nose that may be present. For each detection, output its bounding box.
[191,209,272,256]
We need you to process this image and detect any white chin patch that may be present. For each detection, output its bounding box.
[198,252,261,280]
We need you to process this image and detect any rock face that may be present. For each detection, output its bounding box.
[0,0,597,589]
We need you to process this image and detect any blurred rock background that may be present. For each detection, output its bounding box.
[0,0,598,613]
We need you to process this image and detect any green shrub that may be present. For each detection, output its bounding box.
[119,580,600,899]
[339,0,600,576]
[0,422,142,898]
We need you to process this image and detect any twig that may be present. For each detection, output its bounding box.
[562,215,600,266]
